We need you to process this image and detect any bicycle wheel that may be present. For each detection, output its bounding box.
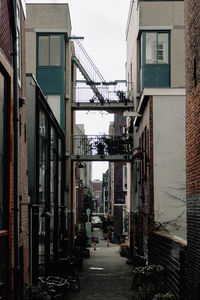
[68,277,80,293]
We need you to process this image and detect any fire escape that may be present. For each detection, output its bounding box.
[71,38,136,162]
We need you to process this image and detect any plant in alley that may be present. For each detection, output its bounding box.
[25,284,51,300]
[131,264,173,300]
[152,292,175,300]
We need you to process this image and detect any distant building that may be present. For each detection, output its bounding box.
[112,115,127,241]
[92,180,103,213]
[102,170,109,215]
[74,124,92,230]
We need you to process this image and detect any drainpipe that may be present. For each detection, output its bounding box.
[10,0,20,298]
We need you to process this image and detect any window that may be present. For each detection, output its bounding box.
[146,32,169,64]
[46,95,60,124]
[38,35,61,66]
[123,165,127,192]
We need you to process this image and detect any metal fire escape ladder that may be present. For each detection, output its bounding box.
[72,39,108,103]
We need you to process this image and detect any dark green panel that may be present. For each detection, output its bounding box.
[143,65,170,88]
[37,67,64,94]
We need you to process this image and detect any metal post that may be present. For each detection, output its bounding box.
[129,161,134,259]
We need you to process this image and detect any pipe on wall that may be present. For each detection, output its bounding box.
[10,0,20,298]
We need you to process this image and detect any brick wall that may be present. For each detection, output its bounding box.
[185,0,200,298]
[0,0,12,62]
[18,3,29,285]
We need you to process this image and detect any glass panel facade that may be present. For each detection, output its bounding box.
[50,127,56,257]
[38,36,49,66]
[146,32,169,64]
[146,32,156,64]
[0,73,4,229]
[38,111,48,264]
[39,111,47,204]
[50,36,61,66]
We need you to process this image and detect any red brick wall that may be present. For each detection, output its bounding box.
[18,2,29,285]
[0,0,12,62]
[185,1,200,298]
[185,0,200,195]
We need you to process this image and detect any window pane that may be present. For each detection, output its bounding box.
[146,33,157,64]
[0,73,4,229]
[158,33,168,64]
[38,36,49,66]
[50,36,60,66]
[47,95,60,124]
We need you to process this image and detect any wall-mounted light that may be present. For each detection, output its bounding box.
[132,147,149,163]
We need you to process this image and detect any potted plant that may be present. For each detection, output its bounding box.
[25,284,51,300]
[153,292,175,300]
[115,90,129,103]
[93,140,105,155]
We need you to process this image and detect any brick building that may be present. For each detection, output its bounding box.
[185,1,200,298]
[0,0,29,299]
[126,1,186,298]
[112,115,127,241]
[92,180,102,213]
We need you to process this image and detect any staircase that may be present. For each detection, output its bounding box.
[72,38,108,104]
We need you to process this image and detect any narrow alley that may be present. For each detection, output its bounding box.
[70,228,133,300]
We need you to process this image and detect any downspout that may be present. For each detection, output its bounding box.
[10,0,20,298]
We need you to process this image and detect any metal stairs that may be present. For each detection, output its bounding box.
[72,39,107,104]
[71,38,134,112]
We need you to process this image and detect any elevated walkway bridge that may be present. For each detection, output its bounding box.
[71,134,133,162]
[71,39,137,162]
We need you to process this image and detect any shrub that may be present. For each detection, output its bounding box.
[25,284,51,300]
[153,292,175,300]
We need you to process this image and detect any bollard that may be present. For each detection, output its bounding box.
[107,236,109,247]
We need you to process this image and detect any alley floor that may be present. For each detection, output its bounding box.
[69,228,134,300]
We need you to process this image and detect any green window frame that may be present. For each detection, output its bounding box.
[38,35,61,67]
[145,31,169,65]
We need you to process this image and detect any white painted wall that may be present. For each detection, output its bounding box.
[153,95,186,240]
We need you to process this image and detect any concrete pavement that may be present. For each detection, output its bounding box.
[69,228,134,300]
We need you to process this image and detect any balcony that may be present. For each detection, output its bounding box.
[71,134,133,161]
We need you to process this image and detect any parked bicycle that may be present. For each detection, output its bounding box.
[38,276,69,299]
[46,256,80,293]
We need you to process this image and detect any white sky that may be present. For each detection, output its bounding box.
[26,0,131,180]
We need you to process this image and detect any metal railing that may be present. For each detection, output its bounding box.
[72,135,133,156]
[72,38,106,83]
[73,80,132,104]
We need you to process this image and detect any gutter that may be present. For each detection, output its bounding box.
[10,0,20,298]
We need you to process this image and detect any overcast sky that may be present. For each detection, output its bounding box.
[26,0,131,179]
